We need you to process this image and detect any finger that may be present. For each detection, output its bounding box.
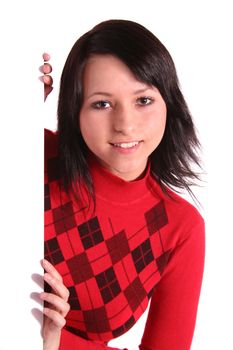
[43,53,51,62]
[39,64,52,74]
[40,292,70,317]
[43,307,66,329]
[39,75,53,86]
[43,63,53,74]
[44,273,70,302]
[44,75,53,86]
[41,259,62,281]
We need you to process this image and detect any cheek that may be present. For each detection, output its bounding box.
[79,114,92,144]
[79,113,103,150]
[147,112,167,140]
[80,112,93,134]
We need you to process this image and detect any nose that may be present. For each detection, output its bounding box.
[113,104,136,134]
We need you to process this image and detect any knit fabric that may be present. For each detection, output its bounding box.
[44,129,205,350]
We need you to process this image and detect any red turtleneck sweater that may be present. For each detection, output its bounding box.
[44,129,205,350]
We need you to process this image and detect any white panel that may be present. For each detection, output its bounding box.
[1,0,232,349]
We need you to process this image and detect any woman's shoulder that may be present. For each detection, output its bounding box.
[44,128,60,181]
[158,185,205,236]
[44,128,59,159]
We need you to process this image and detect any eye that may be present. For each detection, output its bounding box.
[136,97,154,106]
[92,100,111,109]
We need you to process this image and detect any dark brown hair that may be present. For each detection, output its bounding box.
[57,19,202,199]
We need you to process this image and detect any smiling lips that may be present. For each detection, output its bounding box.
[111,141,141,148]
[110,141,142,154]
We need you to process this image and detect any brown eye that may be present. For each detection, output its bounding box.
[92,100,111,109]
[137,97,154,106]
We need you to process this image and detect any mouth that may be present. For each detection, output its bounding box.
[110,141,142,149]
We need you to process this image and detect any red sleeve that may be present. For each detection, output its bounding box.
[139,218,205,350]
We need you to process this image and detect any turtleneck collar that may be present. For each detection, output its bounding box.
[88,156,158,204]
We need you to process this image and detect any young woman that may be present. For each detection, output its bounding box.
[41,19,205,350]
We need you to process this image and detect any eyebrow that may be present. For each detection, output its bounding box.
[86,87,155,99]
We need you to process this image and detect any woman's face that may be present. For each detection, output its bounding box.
[80,54,167,181]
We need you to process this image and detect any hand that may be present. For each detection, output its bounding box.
[40,53,53,101]
[40,259,70,350]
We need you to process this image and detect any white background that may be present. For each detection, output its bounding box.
[1,0,232,349]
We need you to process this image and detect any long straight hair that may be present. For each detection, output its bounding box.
[57,19,202,200]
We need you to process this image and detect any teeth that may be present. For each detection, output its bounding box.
[114,141,140,148]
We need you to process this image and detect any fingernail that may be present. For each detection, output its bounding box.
[43,53,50,61]
[42,259,50,266]
[40,259,46,267]
[44,75,49,83]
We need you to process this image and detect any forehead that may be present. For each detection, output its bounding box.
[82,54,152,93]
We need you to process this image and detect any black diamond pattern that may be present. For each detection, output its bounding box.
[78,217,104,249]
[96,267,121,303]
[132,238,154,273]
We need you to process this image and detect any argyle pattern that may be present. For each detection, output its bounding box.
[44,130,205,350]
[44,139,170,341]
